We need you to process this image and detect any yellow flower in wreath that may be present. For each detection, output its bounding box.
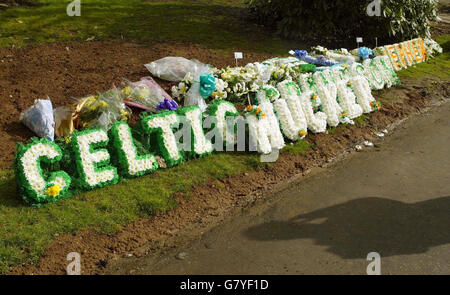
[46,184,61,198]
[120,109,129,120]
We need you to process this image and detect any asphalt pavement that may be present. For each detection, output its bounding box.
[115,101,450,275]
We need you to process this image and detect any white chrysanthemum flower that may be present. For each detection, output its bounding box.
[298,90,327,133]
[184,108,213,155]
[246,87,285,154]
[184,72,194,83]
[115,123,157,176]
[171,86,180,98]
[335,80,363,119]
[246,113,272,155]
[75,130,116,187]
[351,76,376,113]
[21,143,64,194]
[215,79,227,93]
[273,81,308,141]
[146,113,180,161]
[211,101,238,145]
[178,82,188,95]
[363,59,385,90]
[373,56,397,88]
[317,84,342,127]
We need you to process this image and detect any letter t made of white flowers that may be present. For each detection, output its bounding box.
[142,111,184,167]
[110,121,159,178]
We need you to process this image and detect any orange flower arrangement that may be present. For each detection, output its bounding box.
[370,101,381,110]
[245,105,265,119]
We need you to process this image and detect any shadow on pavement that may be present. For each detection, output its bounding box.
[244,196,450,259]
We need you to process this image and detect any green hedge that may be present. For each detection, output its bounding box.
[247,0,439,45]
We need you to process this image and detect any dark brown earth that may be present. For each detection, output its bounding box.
[10,74,450,274]
[0,41,272,168]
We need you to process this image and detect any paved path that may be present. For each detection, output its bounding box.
[117,102,450,275]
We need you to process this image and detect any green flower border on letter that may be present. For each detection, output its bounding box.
[364,59,385,90]
[71,128,119,190]
[15,138,71,207]
[256,85,286,137]
[207,100,239,147]
[141,111,183,168]
[313,71,331,87]
[110,121,159,178]
[177,106,213,158]
[255,85,280,104]
[379,56,401,86]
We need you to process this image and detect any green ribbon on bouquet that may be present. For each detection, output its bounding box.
[199,73,216,99]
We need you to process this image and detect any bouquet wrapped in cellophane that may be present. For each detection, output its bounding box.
[74,89,131,131]
[121,76,173,110]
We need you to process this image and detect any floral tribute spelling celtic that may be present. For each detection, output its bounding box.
[13,37,442,206]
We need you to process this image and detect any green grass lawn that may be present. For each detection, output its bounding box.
[0,0,448,274]
[0,144,315,273]
[0,152,259,272]
[0,0,298,55]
